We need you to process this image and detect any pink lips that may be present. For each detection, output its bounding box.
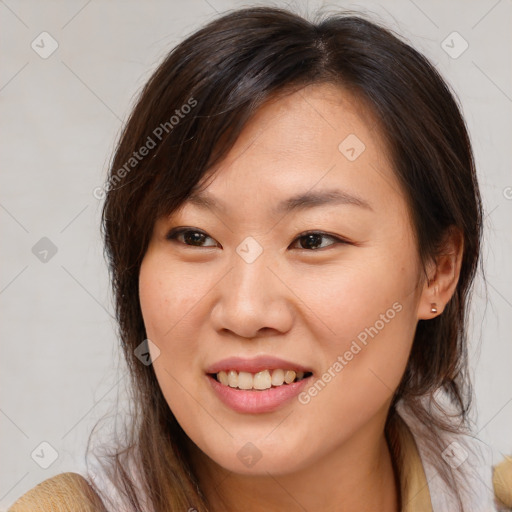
[205,356,313,374]
[205,356,314,414]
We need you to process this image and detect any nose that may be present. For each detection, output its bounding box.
[210,249,294,340]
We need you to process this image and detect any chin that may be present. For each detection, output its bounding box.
[223,453,306,476]
[197,437,314,477]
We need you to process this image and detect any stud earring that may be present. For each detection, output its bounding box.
[431,303,438,314]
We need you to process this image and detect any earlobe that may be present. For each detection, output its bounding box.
[417,227,464,320]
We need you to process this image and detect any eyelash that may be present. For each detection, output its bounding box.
[165,227,350,251]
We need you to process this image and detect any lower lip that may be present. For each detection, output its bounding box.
[207,374,312,414]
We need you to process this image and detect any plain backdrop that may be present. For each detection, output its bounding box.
[1,0,511,508]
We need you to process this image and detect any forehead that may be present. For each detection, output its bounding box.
[179,82,403,217]
[232,82,391,161]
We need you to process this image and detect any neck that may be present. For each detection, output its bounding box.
[188,412,399,512]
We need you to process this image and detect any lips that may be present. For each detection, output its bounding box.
[205,355,313,375]
[205,356,314,413]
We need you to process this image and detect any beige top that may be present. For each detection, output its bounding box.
[393,413,433,511]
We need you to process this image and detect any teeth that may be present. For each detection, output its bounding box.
[218,371,229,386]
[227,370,238,388]
[271,368,284,386]
[284,370,296,384]
[253,370,271,390]
[238,371,253,390]
[215,369,309,390]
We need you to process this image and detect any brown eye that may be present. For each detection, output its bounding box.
[166,228,218,247]
[291,231,346,250]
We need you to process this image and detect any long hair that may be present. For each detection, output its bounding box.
[87,6,483,511]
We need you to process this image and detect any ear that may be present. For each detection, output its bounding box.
[417,226,464,320]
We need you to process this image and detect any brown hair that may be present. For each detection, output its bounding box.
[87,6,483,511]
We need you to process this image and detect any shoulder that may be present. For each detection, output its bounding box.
[8,471,107,512]
[397,403,499,511]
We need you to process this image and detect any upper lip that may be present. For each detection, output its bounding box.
[205,356,313,375]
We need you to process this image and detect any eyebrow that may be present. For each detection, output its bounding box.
[187,188,373,214]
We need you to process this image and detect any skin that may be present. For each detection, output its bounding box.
[138,83,463,512]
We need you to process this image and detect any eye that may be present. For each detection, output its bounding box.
[165,228,349,251]
[166,227,219,247]
[290,231,347,251]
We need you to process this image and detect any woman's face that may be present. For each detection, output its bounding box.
[139,83,427,477]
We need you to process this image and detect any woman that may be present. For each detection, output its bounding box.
[8,6,507,512]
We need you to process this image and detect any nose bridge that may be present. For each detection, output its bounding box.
[229,239,277,306]
[212,237,293,337]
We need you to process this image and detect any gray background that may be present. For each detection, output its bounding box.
[1,0,511,507]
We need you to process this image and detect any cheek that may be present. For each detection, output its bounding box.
[139,255,209,341]
[292,247,419,348]
[138,255,208,410]
[138,255,207,429]
[291,241,420,416]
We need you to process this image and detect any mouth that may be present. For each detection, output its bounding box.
[208,369,313,391]
[205,356,315,413]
